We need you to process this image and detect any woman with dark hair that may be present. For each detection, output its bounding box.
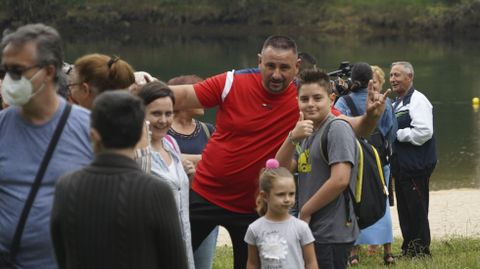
[167,75,217,269]
[137,81,195,269]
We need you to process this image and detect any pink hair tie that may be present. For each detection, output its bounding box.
[266,159,279,169]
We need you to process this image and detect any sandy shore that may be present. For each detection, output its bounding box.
[216,188,480,246]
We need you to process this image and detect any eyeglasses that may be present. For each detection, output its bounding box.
[1,64,41,81]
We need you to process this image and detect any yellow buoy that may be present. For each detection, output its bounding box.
[473,97,479,105]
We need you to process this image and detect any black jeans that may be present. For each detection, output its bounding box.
[395,174,431,256]
[189,190,258,269]
[314,242,354,269]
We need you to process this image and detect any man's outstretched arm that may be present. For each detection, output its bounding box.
[170,84,204,110]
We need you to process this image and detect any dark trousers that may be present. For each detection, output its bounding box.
[394,174,431,256]
[189,190,258,269]
[314,242,353,269]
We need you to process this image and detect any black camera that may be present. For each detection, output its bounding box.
[328,61,352,96]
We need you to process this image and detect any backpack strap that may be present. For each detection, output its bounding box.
[320,118,353,227]
[320,120,332,162]
[343,95,360,117]
[320,118,350,161]
[199,121,211,139]
[9,103,72,258]
[345,95,389,164]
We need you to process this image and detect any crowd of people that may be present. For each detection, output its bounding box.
[0,23,437,269]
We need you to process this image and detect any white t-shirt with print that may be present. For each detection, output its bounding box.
[244,216,315,269]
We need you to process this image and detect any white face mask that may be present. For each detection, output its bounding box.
[1,69,45,106]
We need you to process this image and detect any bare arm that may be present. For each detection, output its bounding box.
[181,159,195,184]
[246,244,261,269]
[181,153,202,167]
[275,136,298,172]
[303,242,319,269]
[275,112,313,171]
[338,80,390,137]
[337,114,374,138]
[299,162,352,223]
[169,84,204,110]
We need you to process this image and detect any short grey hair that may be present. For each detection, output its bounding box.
[391,61,414,78]
[1,23,64,82]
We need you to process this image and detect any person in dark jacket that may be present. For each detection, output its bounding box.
[51,91,188,269]
[390,61,437,257]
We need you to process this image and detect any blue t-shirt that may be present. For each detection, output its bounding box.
[0,98,93,269]
[335,88,397,144]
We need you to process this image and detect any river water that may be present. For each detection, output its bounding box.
[63,33,480,190]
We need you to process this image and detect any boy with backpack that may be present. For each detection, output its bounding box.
[276,69,359,269]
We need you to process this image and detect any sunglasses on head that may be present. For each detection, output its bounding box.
[0,64,41,81]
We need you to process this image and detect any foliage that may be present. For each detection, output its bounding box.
[436,0,480,34]
[1,0,480,38]
[0,0,82,27]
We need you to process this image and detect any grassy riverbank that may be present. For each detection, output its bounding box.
[213,237,480,268]
[1,0,480,39]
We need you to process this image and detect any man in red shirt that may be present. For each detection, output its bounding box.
[171,35,387,269]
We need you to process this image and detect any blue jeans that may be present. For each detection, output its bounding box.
[193,226,219,269]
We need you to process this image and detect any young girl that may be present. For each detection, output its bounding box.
[244,159,318,269]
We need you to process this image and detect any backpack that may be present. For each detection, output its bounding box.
[321,119,388,229]
[343,95,391,165]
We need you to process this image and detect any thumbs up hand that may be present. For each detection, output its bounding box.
[290,112,314,143]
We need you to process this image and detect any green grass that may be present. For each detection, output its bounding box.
[213,237,480,268]
[212,245,234,269]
